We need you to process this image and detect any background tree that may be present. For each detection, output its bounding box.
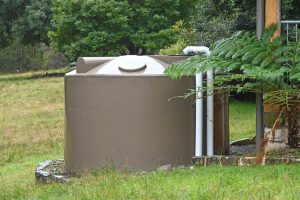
[1,0,300,72]
[13,0,53,46]
[166,25,300,148]
[190,0,300,47]
[0,0,67,72]
[159,20,197,55]
[49,0,131,61]
[126,0,181,55]
[49,0,191,61]
[191,0,256,46]
[0,0,30,48]
[282,0,300,20]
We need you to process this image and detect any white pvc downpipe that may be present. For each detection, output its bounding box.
[183,46,213,157]
[195,73,203,156]
[207,69,214,156]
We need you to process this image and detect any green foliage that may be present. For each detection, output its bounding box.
[0,0,57,72]
[42,48,69,69]
[191,0,256,46]
[159,39,187,55]
[0,42,44,72]
[191,0,300,47]
[171,26,297,97]
[166,25,300,147]
[0,42,21,71]
[127,0,181,54]
[49,0,187,61]
[0,42,68,72]
[282,0,300,20]
[166,25,300,98]
[159,21,197,55]
[49,0,130,61]
[211,26,300,99]
[0,0,30,48]
[13,0,53,46]
[0,0,52,47]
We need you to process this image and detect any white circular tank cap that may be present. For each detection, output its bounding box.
[118,57,147,72]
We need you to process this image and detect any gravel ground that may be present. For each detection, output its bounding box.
[230,144,256,156]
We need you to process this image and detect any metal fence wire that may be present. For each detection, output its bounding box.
[281,20,300,43]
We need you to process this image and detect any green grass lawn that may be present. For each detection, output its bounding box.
[1,71,299,200]
[229,100,256,141]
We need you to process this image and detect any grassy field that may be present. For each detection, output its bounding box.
[1,71,300,200]
[229,100,256,141]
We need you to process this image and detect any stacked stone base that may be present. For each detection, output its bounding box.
[35,155,300,184]
[192,156,300,167]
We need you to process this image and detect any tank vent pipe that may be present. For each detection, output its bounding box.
[183,46,212,157]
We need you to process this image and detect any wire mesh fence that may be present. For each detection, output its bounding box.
[281,20,300,43]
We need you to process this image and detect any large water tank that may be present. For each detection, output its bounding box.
[64,55,229,174]
[64,55,196,173]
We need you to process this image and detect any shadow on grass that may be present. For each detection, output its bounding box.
[0,68,70,82]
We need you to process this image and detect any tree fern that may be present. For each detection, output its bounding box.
[165,24,300,148]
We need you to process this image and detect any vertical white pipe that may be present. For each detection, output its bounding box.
[182,46,211,157]
[195,72,203,156]
[207,69,214,156]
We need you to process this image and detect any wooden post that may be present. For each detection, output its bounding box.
[265,0,281,37]
[256,0,281,152]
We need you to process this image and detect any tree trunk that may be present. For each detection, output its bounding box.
[32,46,35,58]
[287,106,299,148]
[127,42,139,55]
[32,46,36,69]
[141,48,147,55]
[20,46,24,72]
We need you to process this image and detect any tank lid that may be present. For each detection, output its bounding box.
[118,58,147,72]
[86,55,168,75]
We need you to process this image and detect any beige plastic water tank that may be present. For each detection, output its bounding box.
[64,55,229,174]
[64,55,195,173]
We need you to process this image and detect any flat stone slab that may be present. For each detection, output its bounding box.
[193,155,300,167]
[231,138,255,146]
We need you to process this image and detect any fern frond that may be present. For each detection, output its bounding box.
[260,56,273,68]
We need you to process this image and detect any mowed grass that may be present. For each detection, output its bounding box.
[1,71,300,200]
[229,100,256,141]
[0,72,64,165]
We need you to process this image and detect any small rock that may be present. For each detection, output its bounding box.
[178,165,186,169]
[265,128,288,142]
[35,159,69,184]
[290,157,300,163]
[251,135,256,144]
[192,156,205,166]
[265,142,286,155]
[264,157,286,165]
[133,171,148,176]
[220,156,239,166]
[240,157,257,166]
[206,156,221,166]
[158,164,172,171]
